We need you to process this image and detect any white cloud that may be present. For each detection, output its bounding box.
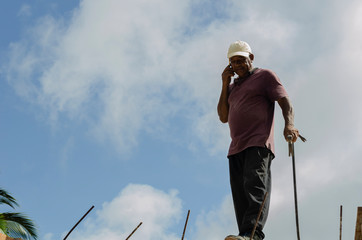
[59,136,75,170]
[50,185,245,240]
[67,184,182,240]
[18,4,32,17]
[192,195,237,239]
[43,233,54,240]
[4,0,298,155]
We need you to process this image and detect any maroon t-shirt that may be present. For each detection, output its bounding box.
[227,68,288,156]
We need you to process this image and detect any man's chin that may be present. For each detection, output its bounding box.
[236,70,248,77]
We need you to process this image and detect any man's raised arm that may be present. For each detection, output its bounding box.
[217,65,234,123]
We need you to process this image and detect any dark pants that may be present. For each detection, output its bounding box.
[228,147,273,239]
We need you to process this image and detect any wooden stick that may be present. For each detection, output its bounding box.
[287,135,301,240]
[250,193,268,240]
[125,222,143,240]
[63,205,94,240]
[181,210,191,240]
[355,207,362,240]
[340,205,343,240]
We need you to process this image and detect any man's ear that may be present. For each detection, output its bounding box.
[249,53,255,61]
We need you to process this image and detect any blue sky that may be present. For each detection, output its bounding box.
[1,0,362,239]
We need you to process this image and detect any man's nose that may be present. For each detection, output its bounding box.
[233,62,243,68]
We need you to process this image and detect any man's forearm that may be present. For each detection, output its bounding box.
[278,96,295,126]
[217,84,229,123]
[278,96,299,141]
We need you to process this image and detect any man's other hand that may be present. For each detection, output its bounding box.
[284,124,299,142]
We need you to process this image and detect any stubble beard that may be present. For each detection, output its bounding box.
[236,65,252,78]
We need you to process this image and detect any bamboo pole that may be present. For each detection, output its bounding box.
[125,222,143,240]
[63,205,94,240]
[250,192,268,240]
[340,205,343,240]
[181,210,191,240]
[355,207,362,240]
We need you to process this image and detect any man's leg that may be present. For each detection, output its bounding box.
[241,147,273,239]
[228,147,273,239]
[229,151,249,235]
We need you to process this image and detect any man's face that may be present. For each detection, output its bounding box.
[229,55,253,78]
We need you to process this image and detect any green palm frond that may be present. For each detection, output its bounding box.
[0,189,19,209]
[0,212,38,240]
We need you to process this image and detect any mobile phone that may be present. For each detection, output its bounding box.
[229,64,236,74]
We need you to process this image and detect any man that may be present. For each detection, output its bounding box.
[217,40,299,240]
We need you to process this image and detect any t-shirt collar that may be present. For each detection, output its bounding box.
[234,67,259,85]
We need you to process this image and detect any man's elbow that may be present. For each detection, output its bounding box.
[217,106,229,123]
[277,96,291,107]
[219,115,228,123]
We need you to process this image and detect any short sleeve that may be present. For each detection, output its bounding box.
[264,70,288,101]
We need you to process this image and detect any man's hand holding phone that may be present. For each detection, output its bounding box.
[221,64,235,86]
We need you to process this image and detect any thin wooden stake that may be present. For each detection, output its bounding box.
[63,205,94,240]
[250,193,268,240]
[125,222,142,240]
[340,205,343,240]
[355,207,362,240]
[288,136,302,240]
[181,210,190,240]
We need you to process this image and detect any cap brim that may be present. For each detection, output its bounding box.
[228,51,250,59]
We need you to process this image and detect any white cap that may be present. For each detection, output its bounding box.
[227,40,252,59]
